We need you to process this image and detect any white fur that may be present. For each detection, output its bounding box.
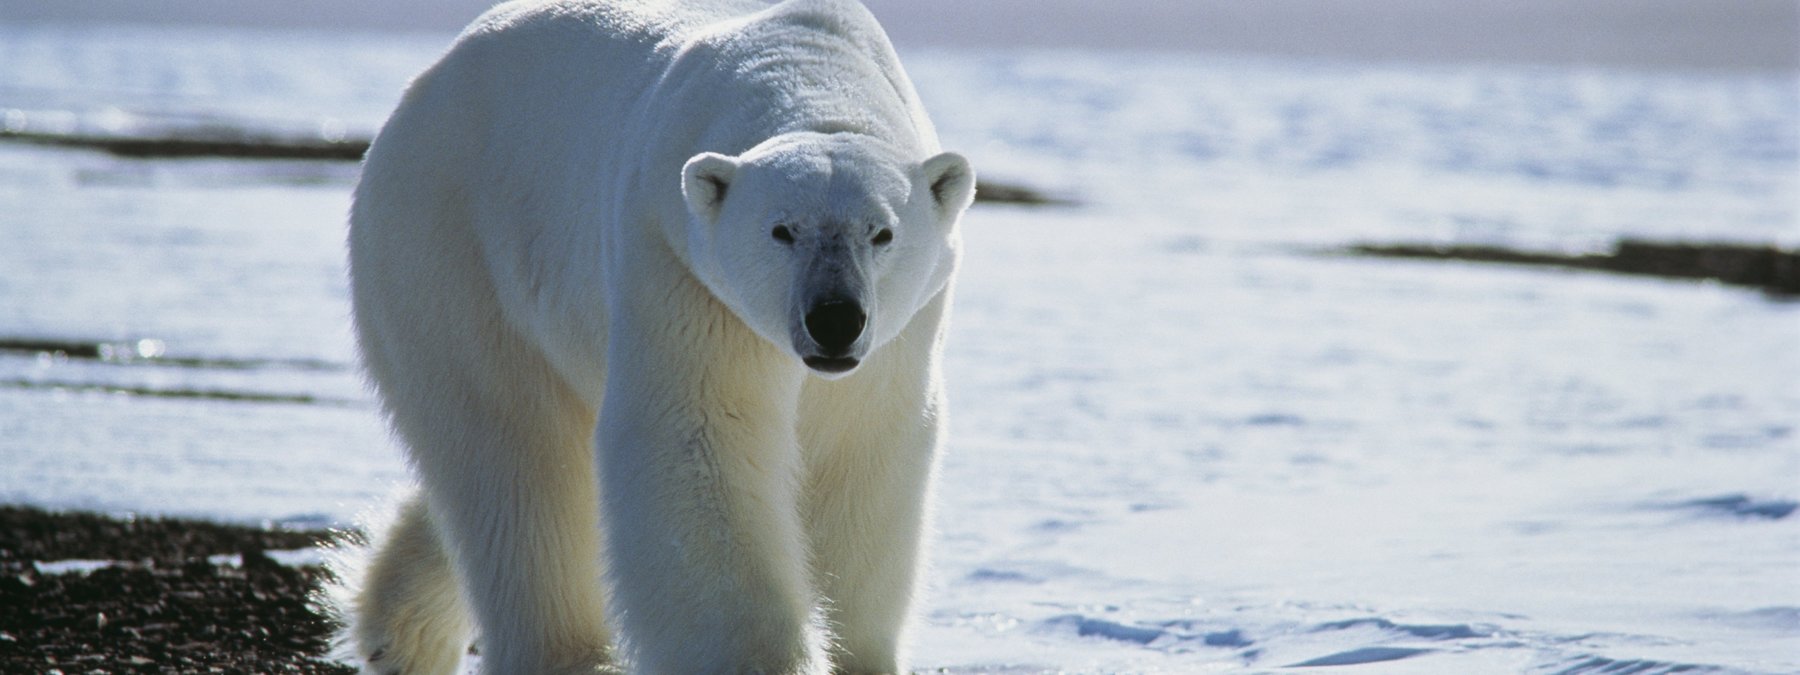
[338,0,973,673]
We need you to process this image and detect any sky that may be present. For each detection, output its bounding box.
[0,0,1795,69]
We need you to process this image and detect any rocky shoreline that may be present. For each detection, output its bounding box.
[0,505,351,673]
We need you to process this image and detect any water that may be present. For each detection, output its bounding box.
[1,23,1795,673]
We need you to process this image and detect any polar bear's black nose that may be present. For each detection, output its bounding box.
[805,300,865,355]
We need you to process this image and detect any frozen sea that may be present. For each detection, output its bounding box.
[1,23,1797,674]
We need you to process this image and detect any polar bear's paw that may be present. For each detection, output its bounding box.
[347,602,472,675]
[357,643,456,675]
[327,498,473,675]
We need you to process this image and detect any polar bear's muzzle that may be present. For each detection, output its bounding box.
[799,298,866,374]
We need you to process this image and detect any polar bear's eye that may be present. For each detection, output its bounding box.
[771,225,795,244]
[871,228,894,246]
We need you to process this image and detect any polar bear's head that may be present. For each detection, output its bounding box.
[681,132,974,378]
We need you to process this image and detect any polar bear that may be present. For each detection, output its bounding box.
[336,0,974,673]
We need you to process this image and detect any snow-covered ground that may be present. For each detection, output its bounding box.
[1,24,1795,673]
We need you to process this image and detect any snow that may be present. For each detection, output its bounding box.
[0,24,1795,674]
[915,204,1799,672]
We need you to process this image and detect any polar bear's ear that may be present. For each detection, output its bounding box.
[921,151,975,219]
[682,152,739,223]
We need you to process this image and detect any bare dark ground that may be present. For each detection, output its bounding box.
[1344,239,1800,296]
[0,129,1071,207]
[0,505,353,674]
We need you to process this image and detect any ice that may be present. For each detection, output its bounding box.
[32,559,116,576]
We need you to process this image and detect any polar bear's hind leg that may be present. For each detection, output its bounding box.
[368,318,614,674]
[348,143,614,672]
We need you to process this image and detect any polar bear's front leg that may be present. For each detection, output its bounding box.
[800,402,940,674]
[799,291,950,675]
[800,400,940,674]
[598,304,827,675]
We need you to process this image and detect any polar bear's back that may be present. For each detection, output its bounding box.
[352,1,724,396]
